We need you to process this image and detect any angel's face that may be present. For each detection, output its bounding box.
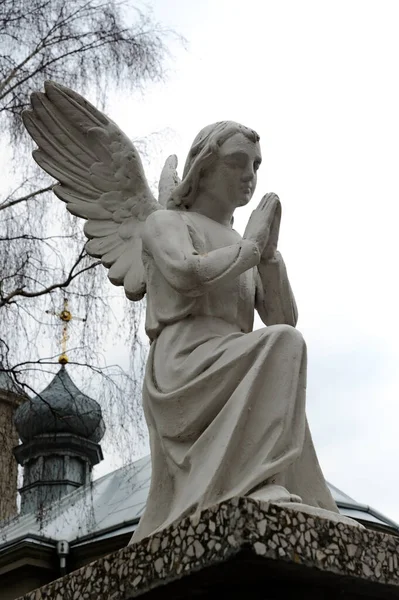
[200,133,262,210]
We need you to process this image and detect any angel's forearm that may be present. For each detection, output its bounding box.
[162,239,260,297]
[144,211,260,296]
[256,252,298,326]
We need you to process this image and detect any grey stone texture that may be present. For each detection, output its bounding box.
[22,85,340,538]
[16,497,399,599]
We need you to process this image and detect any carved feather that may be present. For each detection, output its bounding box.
[158,154,181,206]
[22,80,169,301]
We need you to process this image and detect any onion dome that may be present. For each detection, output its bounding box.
[14,365,105,444]
[13,365,105,514]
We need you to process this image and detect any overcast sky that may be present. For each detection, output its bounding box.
[95,0,399,521]
[6,0,396,523]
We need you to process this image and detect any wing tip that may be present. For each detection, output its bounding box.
[44,80,61,94]
[21,109,32,127]
[168,154,178,169]
[124,286,146,302]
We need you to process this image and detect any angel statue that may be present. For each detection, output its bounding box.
[23,81,344,544]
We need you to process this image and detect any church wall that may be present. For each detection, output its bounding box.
[0,565,56,600]
[0,394,19,521]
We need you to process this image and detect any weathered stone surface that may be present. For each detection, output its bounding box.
[23,87,339,540]
[16,498,399,599]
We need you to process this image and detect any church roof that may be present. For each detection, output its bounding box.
[0,456,150,550]
[0,456,397,553]
[14,365,105,443]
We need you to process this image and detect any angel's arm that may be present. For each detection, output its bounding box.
[255,251,298,327]
[142,211,260,297]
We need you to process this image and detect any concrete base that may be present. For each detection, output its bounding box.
[17,497,399,599]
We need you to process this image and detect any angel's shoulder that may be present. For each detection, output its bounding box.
[144,209,186,235]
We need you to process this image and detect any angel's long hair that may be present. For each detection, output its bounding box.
[167,121,260,210]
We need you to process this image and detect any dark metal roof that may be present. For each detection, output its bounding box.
[0,455,397,552]
[14,365,105,443]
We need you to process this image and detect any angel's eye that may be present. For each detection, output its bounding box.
[253,160,261,172]
[224,156,241,169]
[224,152,248,169]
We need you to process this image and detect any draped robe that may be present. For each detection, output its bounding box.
[131,209,338,542]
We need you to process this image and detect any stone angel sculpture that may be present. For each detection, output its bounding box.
[23,81,342,543]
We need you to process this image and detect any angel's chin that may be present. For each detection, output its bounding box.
[236,195,252,208]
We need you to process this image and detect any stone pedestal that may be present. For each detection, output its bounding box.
[17,498,399,599]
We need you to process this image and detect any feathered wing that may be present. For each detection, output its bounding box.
[22,80,167,301]
[158,154,180,206]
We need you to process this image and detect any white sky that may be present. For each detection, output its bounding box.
[102,0,399,521]
[7,0,398,524]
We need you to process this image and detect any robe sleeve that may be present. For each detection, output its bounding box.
[142,210,260,298]
[255,251,298,327]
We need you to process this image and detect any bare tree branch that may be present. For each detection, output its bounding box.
[0,185,53,210]
[0,249,101,306]
[0,0,177,470]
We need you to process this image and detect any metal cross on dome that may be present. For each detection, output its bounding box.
[46,298,86,364]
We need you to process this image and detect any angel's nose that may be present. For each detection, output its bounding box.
[241,166,255,182]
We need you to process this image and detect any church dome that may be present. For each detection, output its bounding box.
[14,365,105,443]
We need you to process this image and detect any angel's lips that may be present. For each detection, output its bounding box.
[241,186,252,194]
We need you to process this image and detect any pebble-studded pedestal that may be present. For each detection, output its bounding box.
[17,497,399,599]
